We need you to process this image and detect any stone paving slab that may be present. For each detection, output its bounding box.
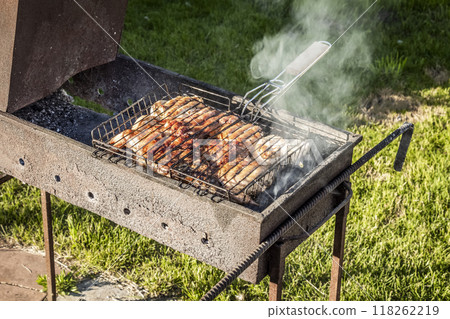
[0,249,61,301]
[57,276,143,301]
[0,283,46,301]
[0,247,148,301]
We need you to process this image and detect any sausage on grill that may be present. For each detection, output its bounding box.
[109,129,135,149]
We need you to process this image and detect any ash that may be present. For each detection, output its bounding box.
[14,90,110,146]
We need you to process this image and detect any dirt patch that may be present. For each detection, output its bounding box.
[425,65,449,85]
[0,237,13,249]
[357,88,447,125]
[385,105,447,124]
[360,88,421,121]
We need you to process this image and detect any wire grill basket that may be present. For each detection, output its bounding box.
[91,85,322,205]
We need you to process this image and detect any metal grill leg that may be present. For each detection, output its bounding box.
[329,202,349,301]
[0,173,12,185]
[268,243,285,301]
[41,190,57,301]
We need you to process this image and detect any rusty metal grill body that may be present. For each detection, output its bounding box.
[0,56,361,284]
[0,0,128,113]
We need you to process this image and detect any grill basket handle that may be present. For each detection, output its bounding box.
[285,41,332,76]
[240,40,332,121]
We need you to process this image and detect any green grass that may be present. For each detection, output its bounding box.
[371,53,408,85]
[37,271,79,296]
[72,96,114,116]
[1,0,449,300]
[121,0,291,94]
[371,0,449,91]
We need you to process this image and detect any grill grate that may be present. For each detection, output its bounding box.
[91,85,321,205]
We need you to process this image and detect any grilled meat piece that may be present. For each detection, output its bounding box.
[170,99,204,119]
[217,156,251,185]
[219,114,239,125]
[235,126,262,144]
[192,114,223,135]
[201,140,248,167]
[131,115,158,131]
[226,160,268,192]
[215,121,244,139]
[109,129,135,149]
[226,123,254,140]
[155,96,203,120]
[252,135,287,161]
[131,131,163,156]
[181,106,211,122]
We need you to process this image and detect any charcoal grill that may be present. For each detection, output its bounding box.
[0,1,413,301]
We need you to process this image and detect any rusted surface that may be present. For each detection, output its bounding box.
[1,0,128,113]
[0,0,19,109]
[41,191,56,301]
[329,197,349,301]
[268,244,285,301]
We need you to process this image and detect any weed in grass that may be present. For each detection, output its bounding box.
[371,53,408,87]
[36,271,79,296]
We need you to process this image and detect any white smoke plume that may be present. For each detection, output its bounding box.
[250,0,375,126]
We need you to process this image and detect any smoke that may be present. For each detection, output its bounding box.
[250,0,375,126]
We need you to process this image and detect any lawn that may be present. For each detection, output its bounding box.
[0,0,449,300]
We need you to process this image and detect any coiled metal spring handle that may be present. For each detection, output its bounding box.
[201,122,414,301]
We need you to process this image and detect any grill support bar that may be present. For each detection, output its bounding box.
[268,243,285,301]
[41,191,57,301]
[329,188,350,301]
[268,181,353,301]
[1,175,57,300]
[201,122,414,301]
[0,173,12,185]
